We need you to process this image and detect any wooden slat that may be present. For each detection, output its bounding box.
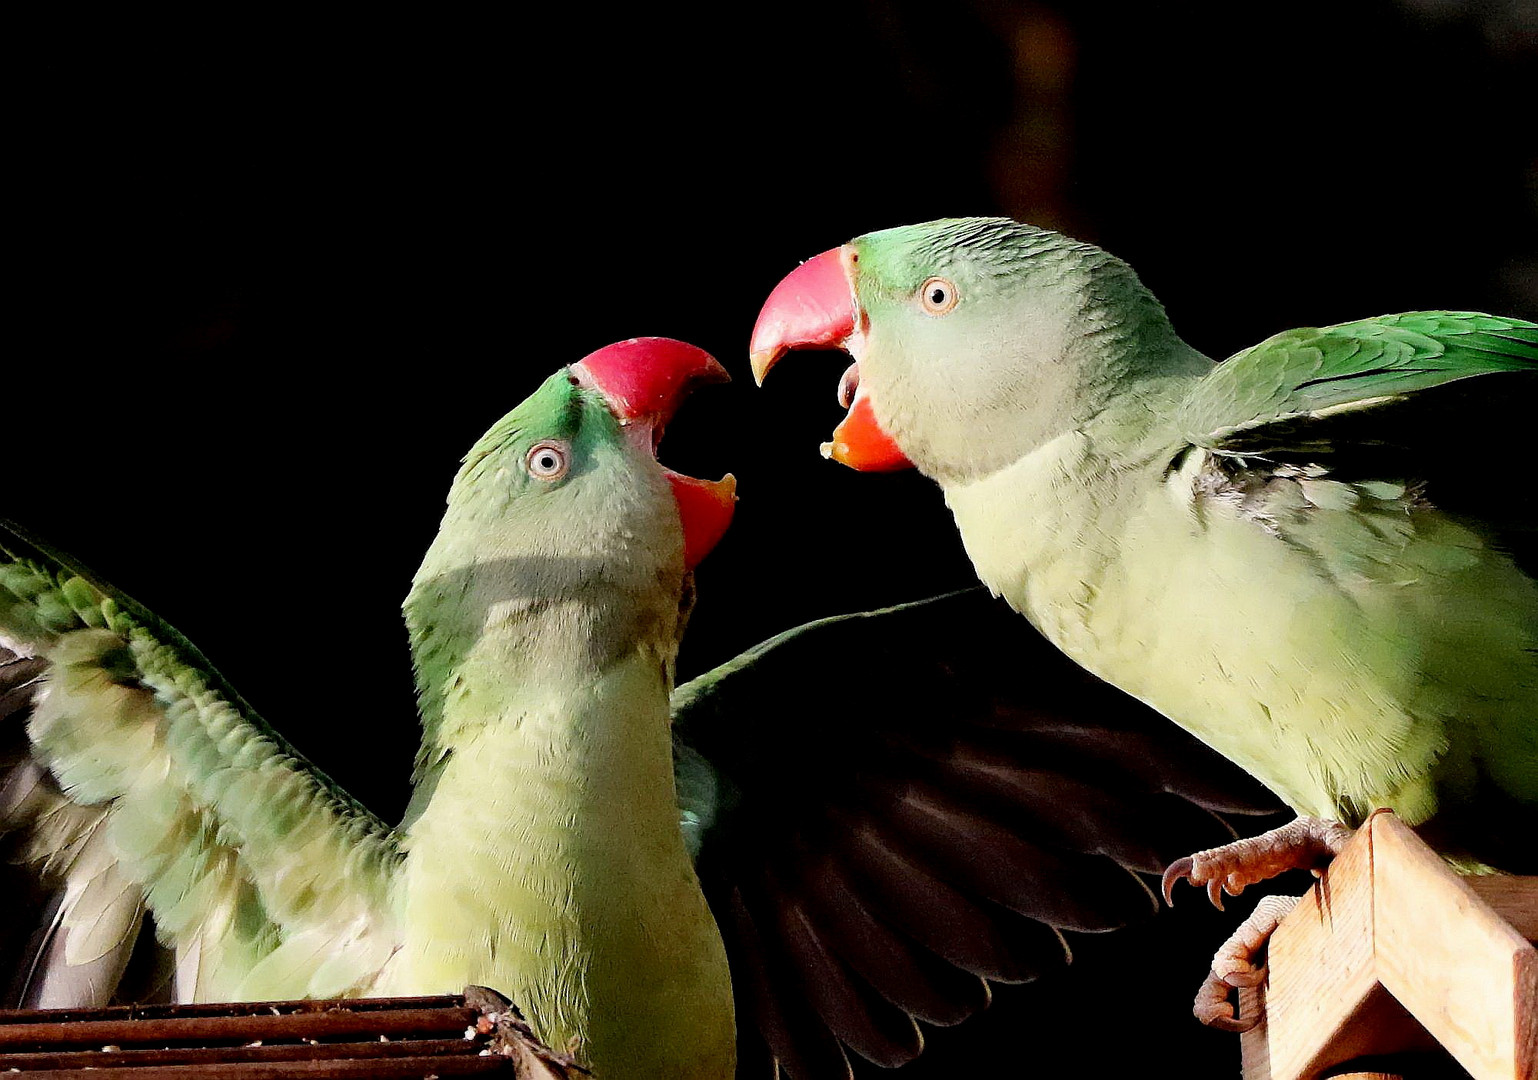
[1372,816,1536,1080]
[8,1058,510,1079]
[1467,875,1538,942]
[0,1037,481,1069]
[0,988,579,1076]
[0,1006,480,1048]
[0,995,458,1026]
[1240,814,1538,1080]
[1239,815,1378,1080]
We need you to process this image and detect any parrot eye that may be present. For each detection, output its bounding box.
[918,277,959,315]
[525,440,571,481]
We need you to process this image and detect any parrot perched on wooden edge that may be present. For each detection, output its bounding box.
[749,216,1538,1028]
[0,334,1280,1078]
[1,338,743,1079]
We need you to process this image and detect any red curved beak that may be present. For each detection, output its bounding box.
[573,337,730,423]
[572,338,737,570]
[749,247,859,386]
[749,246,913,472]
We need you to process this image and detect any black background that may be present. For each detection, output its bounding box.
[11,3,1536,1075]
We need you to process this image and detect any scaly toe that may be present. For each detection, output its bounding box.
[1212,933,1267,988]
[1166,816,1355,916]
[1220,965,1267,989]
[1193,973,1257,1032]
[1189,892,1301,1031]
[1207,1010,1259,1034]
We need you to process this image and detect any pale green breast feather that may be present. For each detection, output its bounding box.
[391,647,734,1079]
[945,443,1536,823]
[944,312,1538,829]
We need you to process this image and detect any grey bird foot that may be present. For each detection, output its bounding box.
[1161,815,1353,910]
[1194,893,1299,1032]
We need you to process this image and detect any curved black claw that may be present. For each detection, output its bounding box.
[1164,817,1353,919]
[1160,856,1228,910]
[1161,857,1193,905]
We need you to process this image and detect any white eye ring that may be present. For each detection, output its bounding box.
[526,440,571,481]
[918,276,959,315]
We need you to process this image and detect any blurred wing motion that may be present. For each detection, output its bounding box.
[673,588,1283,1079]
[0,520,401,1009]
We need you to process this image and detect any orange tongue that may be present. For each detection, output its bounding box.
[665,470,737,570]
[821,391,913,472]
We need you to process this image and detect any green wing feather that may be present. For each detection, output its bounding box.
[1167,312,1538,863]
[0,520,401,1005]
[0,646,146,1009]
[1179,312,1538,447]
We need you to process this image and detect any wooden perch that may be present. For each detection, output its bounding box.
[1239,812,1537,1080]
[0,985,584,1078]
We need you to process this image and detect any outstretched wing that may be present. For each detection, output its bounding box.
[0,640,139,1009]
[672,589,1282,1080]
[0,521,402,1007]
[1178,311,1538,572]
[1178,312,1537,449]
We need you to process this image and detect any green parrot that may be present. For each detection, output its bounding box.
[0,338,742,1078]
[750,216,1538,1027]
[0,333,1281,1077]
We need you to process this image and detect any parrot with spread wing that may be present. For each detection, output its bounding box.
[1,338,742,1078]
[750,217,1538,1028]
[0,334,1280,1078]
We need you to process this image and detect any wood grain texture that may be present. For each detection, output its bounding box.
[0,988,576,1077]
[1241,816,1378,1080]
[1469,876,1538,942]
[1372,817,1535,1080]
[1239,813,1537,1080]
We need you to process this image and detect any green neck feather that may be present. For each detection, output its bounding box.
[398,368,686,797]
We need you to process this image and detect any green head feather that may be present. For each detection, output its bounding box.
[403,368,687,773]
[451,368,618,504]
[848,217,1206,480]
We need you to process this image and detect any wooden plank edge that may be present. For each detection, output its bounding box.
[0,1006,482,1048]
[0,1037,485,1070]
[1466,875,1538,943]
[1370,814,1537,1080]
[1241,817,1379,1080]
[4,1056,513,1079]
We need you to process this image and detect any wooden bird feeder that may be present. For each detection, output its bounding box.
[1238,812,1536,1080]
